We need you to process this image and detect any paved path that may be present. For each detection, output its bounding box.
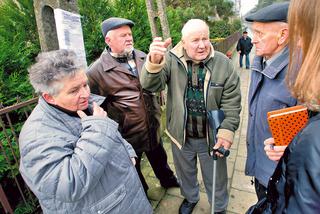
[141,49,258,214]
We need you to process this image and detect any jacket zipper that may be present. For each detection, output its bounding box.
[204,64,212,146]
[139,81,153,151]
[171,54,189,146]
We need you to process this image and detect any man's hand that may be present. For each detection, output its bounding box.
[77,102,107,118]
[213,138,232,157]
[149,37,172,64]
[131,157,136,166]
[264,137,287,162]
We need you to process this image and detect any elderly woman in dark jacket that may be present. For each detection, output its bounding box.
[19,50,152,214]
[248,0,320,213]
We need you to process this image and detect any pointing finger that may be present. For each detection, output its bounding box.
[163,38,172,48]
[77,110,87,118]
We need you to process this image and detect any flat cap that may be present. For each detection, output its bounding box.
[101,17,134,38]
[245,2,289,23]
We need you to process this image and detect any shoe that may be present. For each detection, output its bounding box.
[160,176,180,188]
[246,67,250,69]
[179,199,198,214]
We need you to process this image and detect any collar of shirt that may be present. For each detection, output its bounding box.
[264,48,285,67]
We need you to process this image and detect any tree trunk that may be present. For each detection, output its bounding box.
[145,0,159,38]
[156,0,171,40]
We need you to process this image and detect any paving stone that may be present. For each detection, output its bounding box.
[237,142,248,157]
[227,188,257,214]
[146,176,161,188]
[227,148,237,163]
[166,186,182,197]
[148,186,166,201]
[154,195,183,214]
[193,192,211,214]
[230,170,255,193]
[234,156,246,172]
[227,161,234,179]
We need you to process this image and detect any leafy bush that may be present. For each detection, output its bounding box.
[0,0,40,107]
[78,0,115,61]
[78,0,152,63]
[0,0,241,106]
[166,6,196,45]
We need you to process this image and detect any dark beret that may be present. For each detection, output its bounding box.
[245,2,289,23]
[101,17,135,38]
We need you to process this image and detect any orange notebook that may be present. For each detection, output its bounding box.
[267,105,309,146]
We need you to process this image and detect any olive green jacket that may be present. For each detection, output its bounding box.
[140,42,241,149]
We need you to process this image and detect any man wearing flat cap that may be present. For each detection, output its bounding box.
[87,17,179,195]
[244,2,297,201]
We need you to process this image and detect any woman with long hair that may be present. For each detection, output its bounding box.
[248,0,320,213]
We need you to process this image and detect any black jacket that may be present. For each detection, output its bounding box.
[247,112,320,214]
[267,111,320,213]
[236,36,253,55]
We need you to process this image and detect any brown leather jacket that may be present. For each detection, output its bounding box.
[87,49,161,152]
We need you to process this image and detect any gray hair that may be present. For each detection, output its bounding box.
[181,19,209,39]
[28,49,84,96]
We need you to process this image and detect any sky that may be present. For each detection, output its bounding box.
[240,0,259,16]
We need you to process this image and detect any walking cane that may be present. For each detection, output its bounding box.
[208,110,230,214]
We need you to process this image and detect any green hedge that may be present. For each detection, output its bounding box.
[0,0,241,106]
[0,0,40,106]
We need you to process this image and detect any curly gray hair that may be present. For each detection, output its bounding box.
[28,49,84,96]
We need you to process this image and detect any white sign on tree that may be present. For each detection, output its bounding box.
[54,8,87,67]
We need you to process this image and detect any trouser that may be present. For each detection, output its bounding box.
[239,53,250,68]
[254,177,267,201]
[172,137,228,212]
[135,140,175,193]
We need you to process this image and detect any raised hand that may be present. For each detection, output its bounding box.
[77,102,107,118]
[149,37,172,64]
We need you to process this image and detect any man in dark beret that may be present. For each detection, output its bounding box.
[87,17,179,196]
[244,2,297,201]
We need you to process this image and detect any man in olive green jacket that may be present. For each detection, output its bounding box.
[140,19,241,214]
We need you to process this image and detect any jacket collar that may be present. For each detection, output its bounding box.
[251,46,289,79]
[39,94,106,117]
[38,94,106,136]
[169,41,215,68]
[100,48,146,73]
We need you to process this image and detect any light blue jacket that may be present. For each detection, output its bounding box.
[19,96,152,214]
[245,46,297,187]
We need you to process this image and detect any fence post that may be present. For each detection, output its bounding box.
[0,184,13,214]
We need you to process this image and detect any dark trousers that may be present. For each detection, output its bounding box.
[254,178,267,201]
[135,140,175,193]
[239,53,250,69]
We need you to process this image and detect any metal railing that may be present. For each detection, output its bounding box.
[0,97,39,213]
[0,30,241,213]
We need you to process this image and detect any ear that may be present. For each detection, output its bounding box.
[181,38,186,47]
[42,92,56,105]
[105,36,110,46]
[277,28,289,45]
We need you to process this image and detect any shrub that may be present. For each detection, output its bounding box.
[0,0,39,107]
